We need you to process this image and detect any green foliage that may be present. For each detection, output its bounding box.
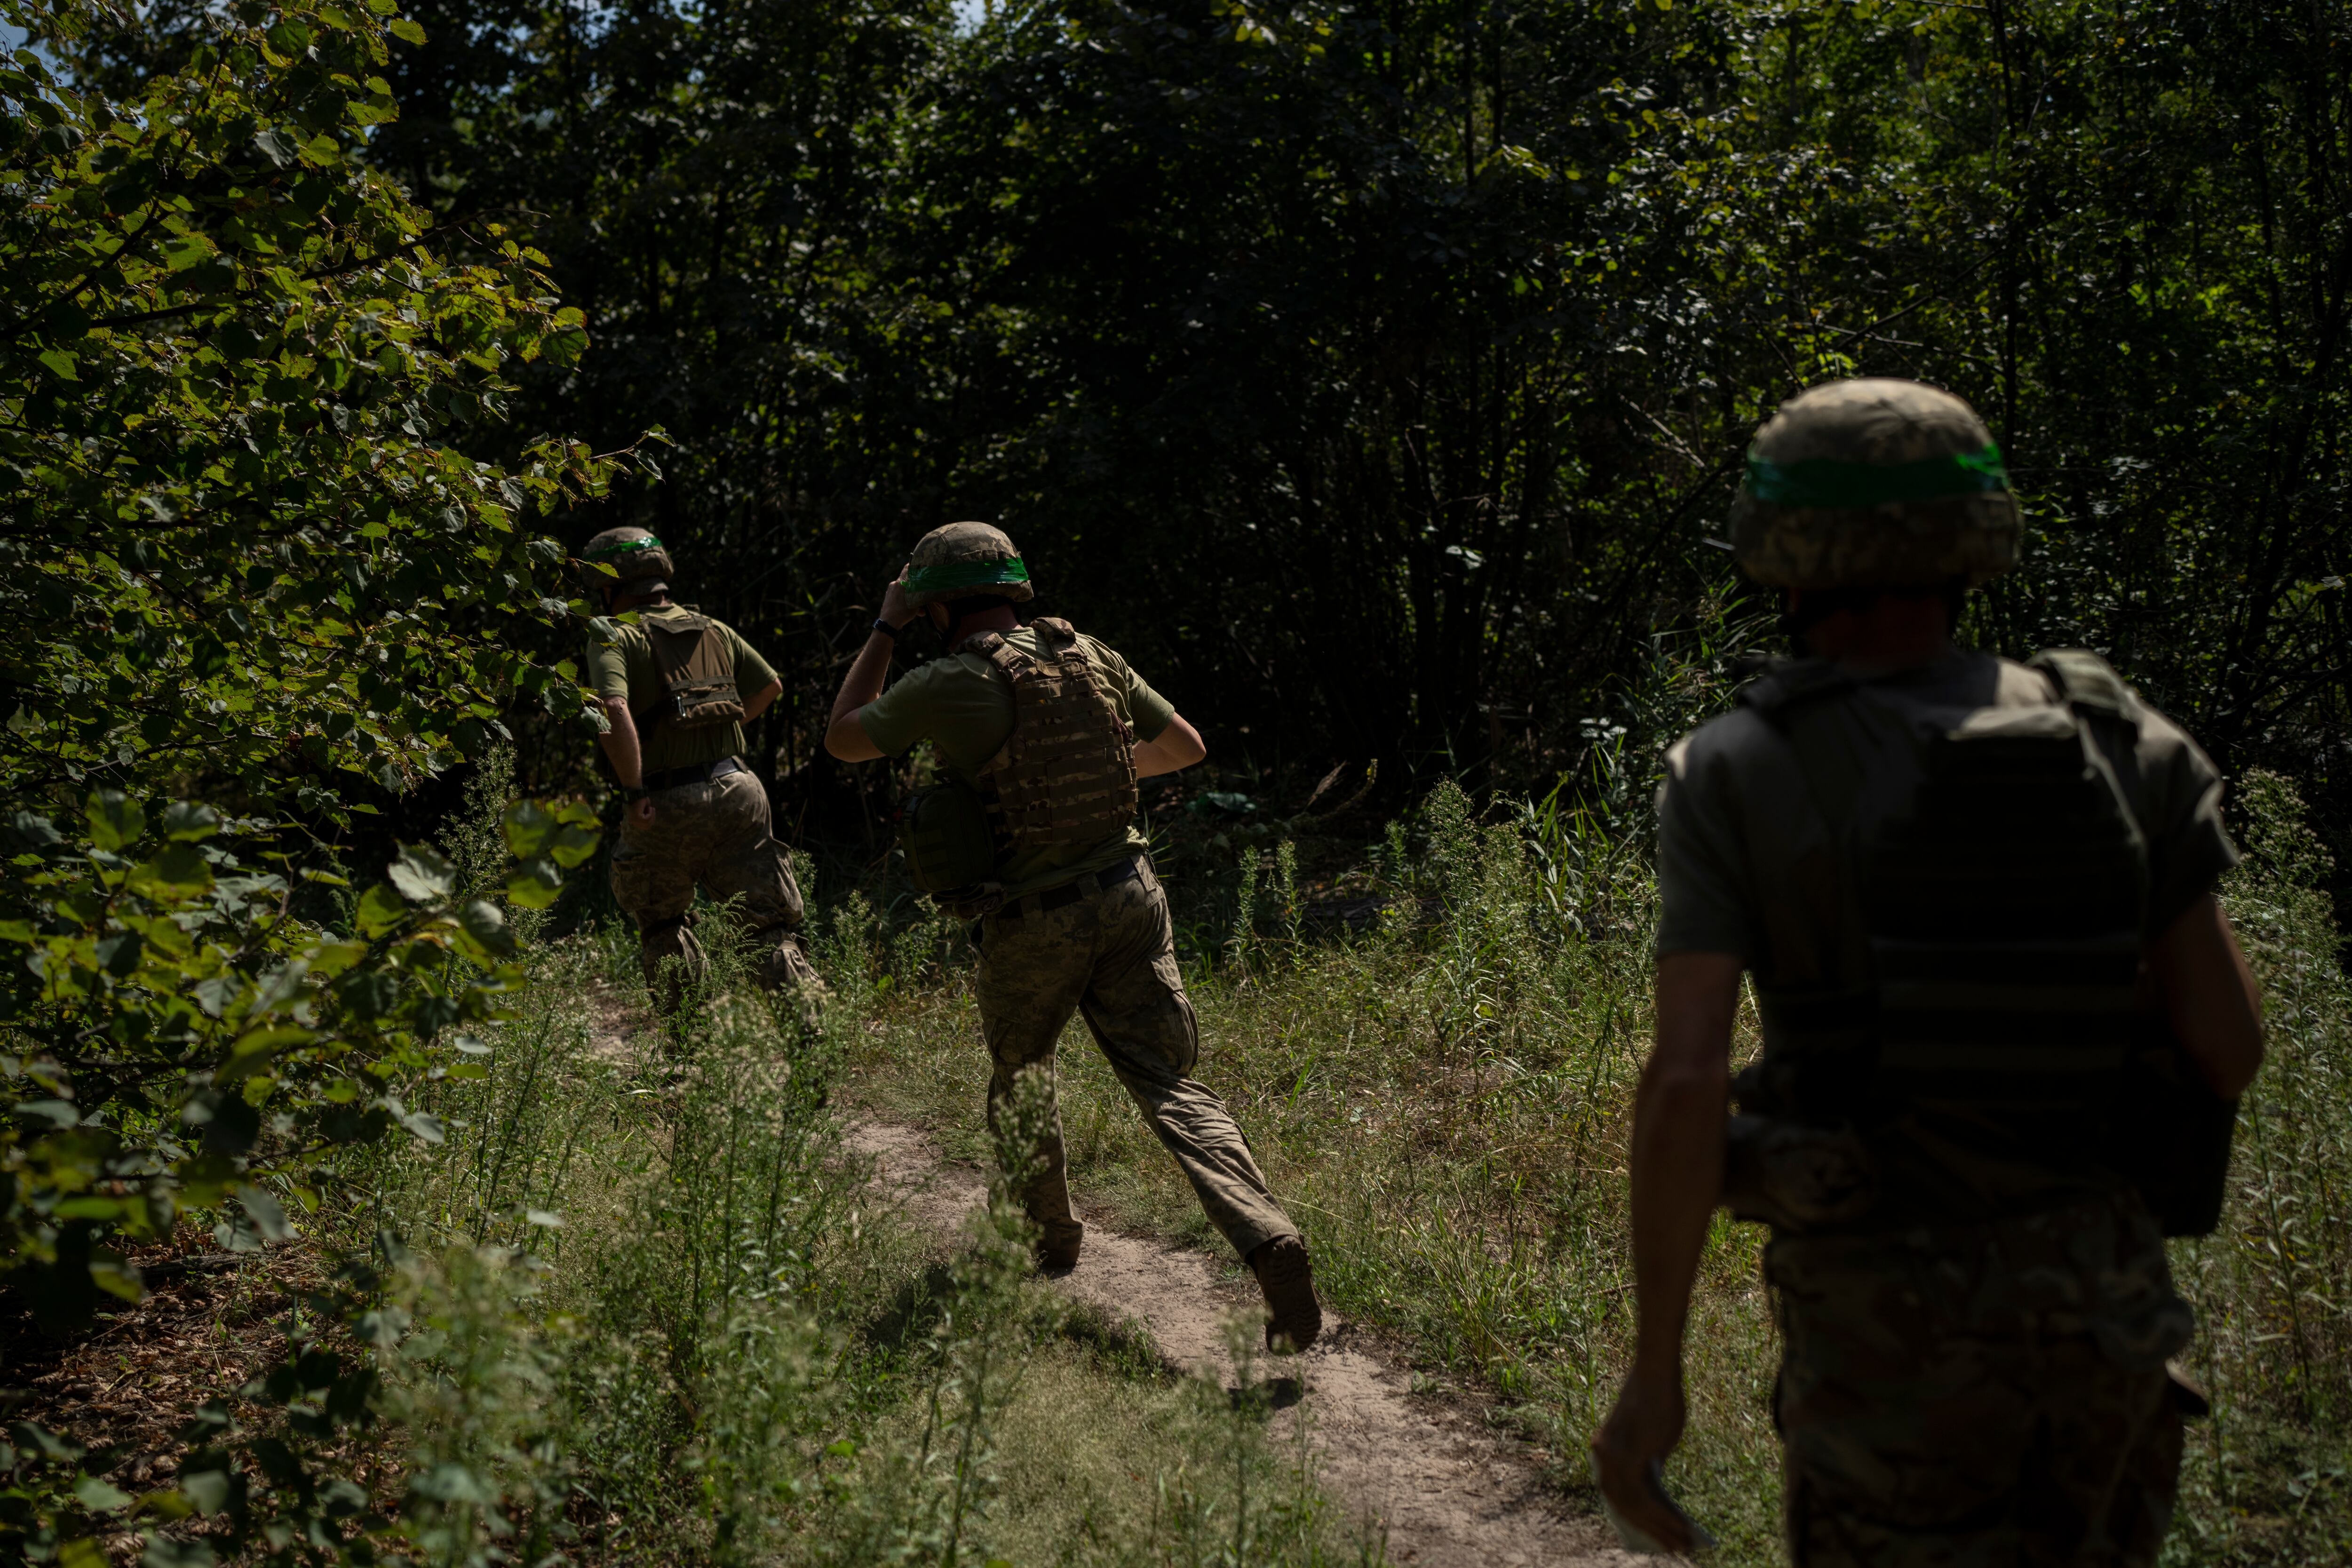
[0,0,651,816]
[0,781,596,1563]
[2169,775,2352,1561]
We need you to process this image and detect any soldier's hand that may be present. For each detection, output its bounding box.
[879,566,913,630]
[1592,1366,1694,1554]
[632,796,657,828]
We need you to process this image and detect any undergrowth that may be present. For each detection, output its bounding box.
[332,902,1367,1566]
[844,768,2352,1567]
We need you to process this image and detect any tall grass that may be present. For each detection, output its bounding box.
[324,816,1369,1567]
[847,767,2352,1567]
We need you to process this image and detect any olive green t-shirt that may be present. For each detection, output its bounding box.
[856,625,1176,898]
[587,605,779,776]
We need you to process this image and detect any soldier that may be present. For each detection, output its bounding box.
[822,522,1321,1352]
[1591,380,2266,1563]
[581,526,820,1012]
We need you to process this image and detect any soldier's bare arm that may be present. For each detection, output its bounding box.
[743,677,784,722]
[824,573,914,763]
[1593,948,1742,1553]
[1133,713,1206,777]
[2151,891,2265,1097]
[597,698,656,825]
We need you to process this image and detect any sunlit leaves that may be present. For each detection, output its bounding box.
[0,0,658,821]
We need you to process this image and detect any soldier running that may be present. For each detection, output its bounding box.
[582,526,821,1013]
[1592,380,2267,1564]
[823,522,1322,1352]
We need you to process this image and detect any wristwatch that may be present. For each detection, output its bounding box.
[873,617,907,641]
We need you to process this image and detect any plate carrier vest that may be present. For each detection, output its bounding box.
[963,618,1139,854]
[1730,650,2236,1236]
[636,610,745,734]
[897,619,1139,916]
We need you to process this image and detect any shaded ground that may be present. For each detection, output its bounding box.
[588,964,1652,1567]
[847,1119,1644,1568]
[0,1236,388,1562]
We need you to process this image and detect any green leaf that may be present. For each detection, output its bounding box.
[139,1528,212,1565]
[57,1538,106,1568]
[388,16,425,43]
[86,789,146,852]
[235,1185,293,1242]
[356,882,407,938]
[90,1252,143,1303]
[13,1420,85,1462]
[74,1475,134,1511]
[456,899,515,959]
[505,857,562,909]
[220,1027,311,1080]
[39,348,78,382]
[129,843,214,900]
[178,1468,233,1515]
[501,798,553,858]
[160,235,214,272]
[162,802,222,842]
[548,820,601,869]
[388,844,455,903]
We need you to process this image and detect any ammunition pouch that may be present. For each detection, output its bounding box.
[897,777,1007,916]
[1721,1114,1878,1232]
[2104,1021,2240,1237]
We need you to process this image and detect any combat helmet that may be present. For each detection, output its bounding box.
[903,522,1035,610]
[1729,379,2020,590]
[581,525,673,599]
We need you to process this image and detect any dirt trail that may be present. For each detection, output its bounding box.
[581,979,1641,1566]
[847,1121,1643,1568]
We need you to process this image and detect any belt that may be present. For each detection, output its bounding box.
[643,756,745,794]
[994,856,1144,922]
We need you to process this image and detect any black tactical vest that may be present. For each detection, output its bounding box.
[1742,653,2147,1131]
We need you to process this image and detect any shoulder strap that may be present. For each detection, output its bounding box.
[1740,660,1871,834]
[1737,658,1856,727]
[2029,648,2143,723]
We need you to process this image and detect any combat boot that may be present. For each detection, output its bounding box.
[1248,1234,1321,1353]
[1036,1218,1084,1274]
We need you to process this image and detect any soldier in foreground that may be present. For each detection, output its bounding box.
[822,522,1321,1351]
[1592,380,2266,1563]
[582,526,819,1011]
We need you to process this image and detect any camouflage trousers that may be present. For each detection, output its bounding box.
[608,765,818,1012]
[973,858,1295,1261]
[1769,1194,2194,1567]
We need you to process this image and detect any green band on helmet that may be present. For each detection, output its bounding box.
[1744,443,2010,509]
[585,534,665,560]
[906,557,1031,594]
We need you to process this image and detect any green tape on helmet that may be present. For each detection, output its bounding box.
[906,557,1032,594]
[585,533,666,560]
[1744,443,2010,509]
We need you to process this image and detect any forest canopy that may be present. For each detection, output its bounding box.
[19,0,2349,856]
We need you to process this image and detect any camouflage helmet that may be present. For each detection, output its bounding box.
[903,521,1035,610]
[581,525,673,598]
[1729,379,2020,590]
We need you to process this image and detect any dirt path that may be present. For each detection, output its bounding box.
[580,977,1643,1567]
[847,1120,1644,1568]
